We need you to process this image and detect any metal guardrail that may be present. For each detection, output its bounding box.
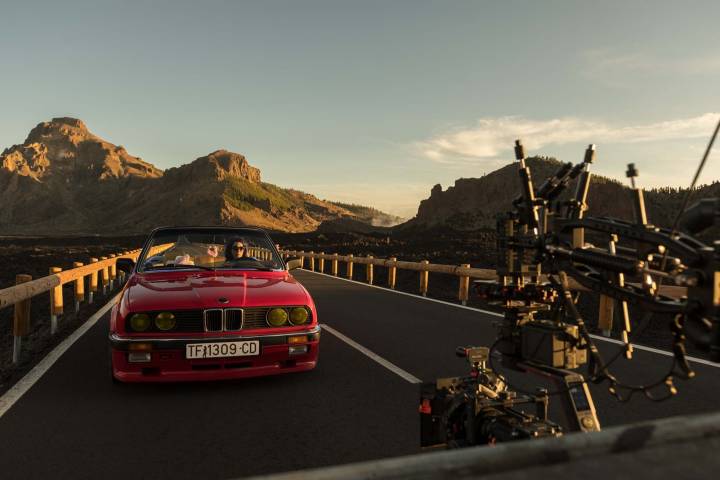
[0,244,186,364]
[280,250,688,306]
[280,249,493,304]
[242,410,720,480]
[0,248,143,363]
[0,251,142,311]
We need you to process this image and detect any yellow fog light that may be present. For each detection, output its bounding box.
[267,308,288,327]
[288,335,308,344]
[129,313,150,332]
[154,312,176,331]
[289,307,309,325]
[129,342,152,351]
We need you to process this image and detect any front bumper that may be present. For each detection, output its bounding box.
[109,326,320,382]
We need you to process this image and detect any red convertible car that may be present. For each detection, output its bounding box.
[109,226,319,382]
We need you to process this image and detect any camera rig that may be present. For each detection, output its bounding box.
[421,127,720,448]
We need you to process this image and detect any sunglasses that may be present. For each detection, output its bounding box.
[232,245,245,250]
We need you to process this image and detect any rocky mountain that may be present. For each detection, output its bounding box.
[0,118,395,234]
[401,156,719,231]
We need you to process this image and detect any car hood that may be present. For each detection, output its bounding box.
[125,271,310,311]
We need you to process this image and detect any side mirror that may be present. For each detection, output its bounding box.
[285,257,302,271]
[116,257,136,274]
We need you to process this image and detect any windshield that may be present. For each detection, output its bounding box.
[137,228,283,272]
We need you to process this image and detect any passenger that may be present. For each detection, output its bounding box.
[174,254,194,266]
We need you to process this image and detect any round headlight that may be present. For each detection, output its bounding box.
[289,307,309,325]
[267,308,289,327]
[154,312,176,331]
[129,313,150,332]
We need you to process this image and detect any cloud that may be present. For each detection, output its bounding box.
[580,49,720,87]
[418,113,719,164]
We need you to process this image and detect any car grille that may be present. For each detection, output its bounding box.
[243,308,273,329]
[175,310,205,332]
[126,307,310,333]
[224,309,243,331]
[204,309,223,332]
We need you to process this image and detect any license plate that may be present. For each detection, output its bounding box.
[185,341,260,359]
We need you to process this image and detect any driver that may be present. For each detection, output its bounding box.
[224,238,257,262]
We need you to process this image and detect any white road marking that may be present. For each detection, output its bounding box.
[0,293,121,419]
[587,333,720,368]
[301,269,720,370]
[320,323,422,384]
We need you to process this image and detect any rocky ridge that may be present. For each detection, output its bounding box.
[1,117,162,180]
[0,118,396,234]
[402,157,719,231]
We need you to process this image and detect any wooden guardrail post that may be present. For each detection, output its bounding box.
[419,260,429,296]
[459,263,470,305]
[100,256,109,295]
[49,267,63,334]
[89,258,99,304]
[309,251,315,271]
[13,274,32,364]
[73,262,84,313]
[109,254,117,289]
[366,256,374,285]
[118,252,127,283]
[388,257,397,289]
[299,251,305,269]
[332,254,339,276]
[318,252,325,273]
[117,254,124,284]
[347,254,354,279]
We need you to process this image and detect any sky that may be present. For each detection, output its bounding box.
[1,0,719,218]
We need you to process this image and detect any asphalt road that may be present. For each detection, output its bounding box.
[0,269,719,479]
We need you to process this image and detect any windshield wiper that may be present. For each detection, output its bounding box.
[171,265,217,271]
[144,264,217,271]
[215,265,276,271]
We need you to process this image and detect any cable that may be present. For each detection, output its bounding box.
[654,116,720,302]
[557,280,688,402]
[672,116,720,232]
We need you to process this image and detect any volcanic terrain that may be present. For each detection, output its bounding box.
[0,118,401,234]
